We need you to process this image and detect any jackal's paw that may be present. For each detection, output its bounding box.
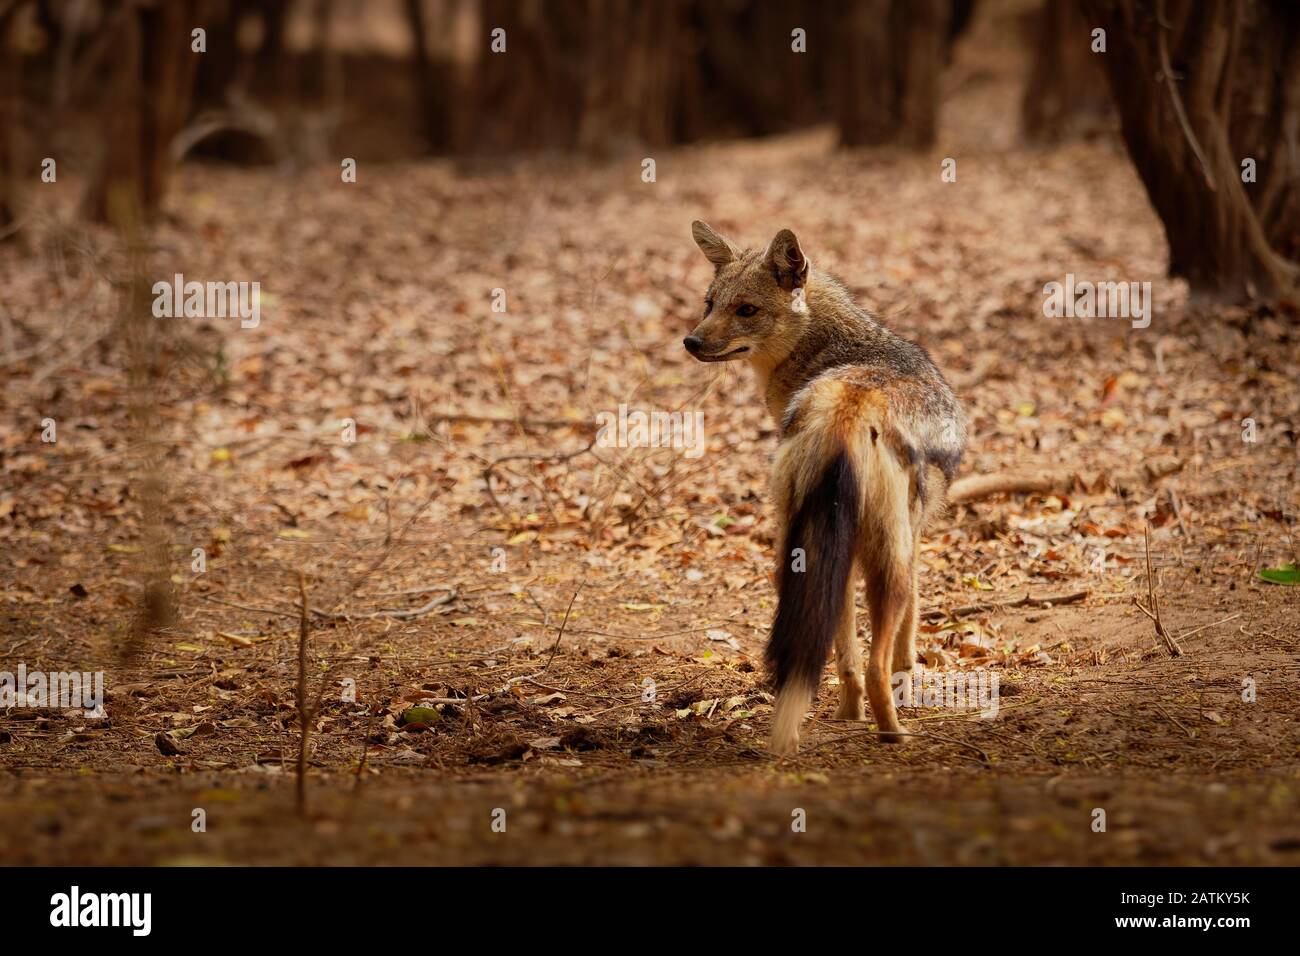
[877,723,908,745]
[834,697,866,720]
[768,730,800,757]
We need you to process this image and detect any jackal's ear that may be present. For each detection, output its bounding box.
[691,220,741,269]
[764,229,809,289]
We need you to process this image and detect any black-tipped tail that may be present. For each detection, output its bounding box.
[766,449,860,693]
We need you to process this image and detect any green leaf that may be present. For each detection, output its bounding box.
[1258,562,1300,586]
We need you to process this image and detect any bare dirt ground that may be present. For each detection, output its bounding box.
[2,32,1299,864]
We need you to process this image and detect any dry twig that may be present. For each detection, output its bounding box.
[1137,524,1182,657]
[296,573,312,816]
[482,440,595,515]
[921,589,1089,622]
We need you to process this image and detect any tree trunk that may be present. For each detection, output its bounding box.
[682,0,834,142]
[1081,0,1299,300]
[473,0,587,152]
[84,0,200,226]
[0,3,21,238]
[474,0,682,155]
[836,0,952,149]
[1020,0,1111,142]
[577,0,683,153]
[193,0,246,111]
[1226,1,1300,262]
[404,0,454,150]
[472,0,839,153]
[255,0,290,92]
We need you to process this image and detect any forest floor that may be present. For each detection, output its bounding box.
[3,54,1300,864]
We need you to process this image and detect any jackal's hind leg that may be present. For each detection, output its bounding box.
[891,565,918,705]
[865,564,909,744]
[833,575,865,720]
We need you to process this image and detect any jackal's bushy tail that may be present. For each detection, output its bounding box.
[766,448,859,699]
[766,385,915,751]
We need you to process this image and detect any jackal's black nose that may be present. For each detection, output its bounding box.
[683,336,702,354]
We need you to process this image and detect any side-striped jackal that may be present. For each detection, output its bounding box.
[685,221,967,755]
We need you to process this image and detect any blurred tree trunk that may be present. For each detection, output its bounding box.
[404,0,454,150]
[0,2,21,238]
[835,0,952,149]
[472,0,840,153]
[193,0,247,111]
[474,0,679,152]
[84,0,201,226]
[1021,0,1110,142]
[180,1,305,165]
[683,0,834,141]
[256,0,289,90]
[948,0,976,49]
[474,0,586,151]
[1227,2,1300,262]
[299,0,337,105]
[577,0,682,152]
[1081,0,1299,300]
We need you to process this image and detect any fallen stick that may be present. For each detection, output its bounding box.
[1141,524,1182,657]
[1178,612,1241,642]
[947,457,1182,504]
[427,410,595,433]
[352,705,377,795]
[201,587,456,623]
[361,584,461,599]
[1166,486,1192,541]
[345,483,449,595]
[921,589,1089,622]
[809,723,991,763]
[202,596,300,620]
[296,573,312,817]
[1155,702,1194,738]
[540,579,586,675]
[411,581,588,710]
[320,588,457,621]
[482,440,595,515]
[948,471,1067,503]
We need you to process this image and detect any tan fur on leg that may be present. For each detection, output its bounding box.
[865,566,909,744]
[770,681,814,755]
[891,566,918,705]
[833,575,865,720]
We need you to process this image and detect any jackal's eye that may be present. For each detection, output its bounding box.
[703,299,713,316]
[735,303,758,317]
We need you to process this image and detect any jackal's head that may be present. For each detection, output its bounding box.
[684,221,811,364]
